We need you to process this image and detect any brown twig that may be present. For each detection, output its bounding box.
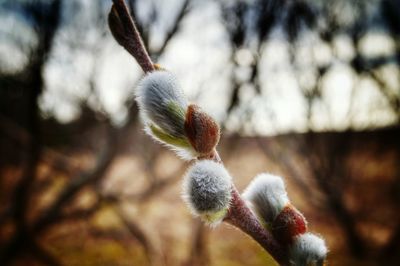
[108,0,155,73]
[202,149,287,264]
[58,199,103,222]
[27,239,61,266]
[33,127,117,234]
[183,219,209,266]
[224,187,286,264]
[115,206,157,265]
[153,0,190,60]
[0,125,118,264]
[203,147,287,264]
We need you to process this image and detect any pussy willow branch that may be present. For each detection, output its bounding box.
[108,1,287,265]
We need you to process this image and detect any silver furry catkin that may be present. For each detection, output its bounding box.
[182,160,232,225]
[135,70,221,160]
[289,233,328,266]
[242,173,289,223]
[243,173,308,246]
[136,71,188,138]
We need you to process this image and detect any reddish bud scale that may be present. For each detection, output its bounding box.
[271,204,307,246]
[184,104,220,155]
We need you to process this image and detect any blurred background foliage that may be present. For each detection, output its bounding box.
[0,0,399,265]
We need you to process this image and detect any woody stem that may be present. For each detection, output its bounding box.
[224,187,288,265]
[208,150,288,265]
[110,0,155,73]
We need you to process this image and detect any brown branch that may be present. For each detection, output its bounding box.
[183,219,209,266]
[256,138,314,200]
[303,133,365,257]
[81,200,156,262]
[0,114,30,145]
[0,126,118,264]
[88,221,157,266]
[206,150,288,265]
[102,159,185,204]
[115,206,158,266]
[33,127,118,234]
[381,221,400,261]
[224,187,287,265]
[0,207,12,226]
[83,188,160,265]
[27,239,61,266]
[368,70,400,122]
[126,0,150,49]
[0,1,63,264]
[153,0,190,60]
[89,228,131,241]
[102,173,181,204]
[58,199,103,222]
[380,157,400,260]
[109,0,155,73]
[135,174,182,202]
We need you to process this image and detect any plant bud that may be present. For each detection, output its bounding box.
[182,160,232,225]
[289,233,328,266]
[136,71,188,139]
[271,204,307,246]
[184,104,220,155]
[242,173,290,224]
[243,174,308,245]
[135,71,198,159]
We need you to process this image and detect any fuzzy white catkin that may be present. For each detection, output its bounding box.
[135,71,188,138]
[182,160,232,222]
[289,233,328,266]
[242,173,289,223]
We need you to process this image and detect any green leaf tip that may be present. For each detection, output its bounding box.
[149,124,191,148]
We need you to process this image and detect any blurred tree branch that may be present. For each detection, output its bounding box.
[127,0,190,62]
[183,220,209,266]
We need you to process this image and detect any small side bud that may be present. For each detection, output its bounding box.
[182,160,232,226]
[271,204,307,245]
[184,104,220,155]
[289,233,328,266]
[242,173,289,223]
[243,174,308,245]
